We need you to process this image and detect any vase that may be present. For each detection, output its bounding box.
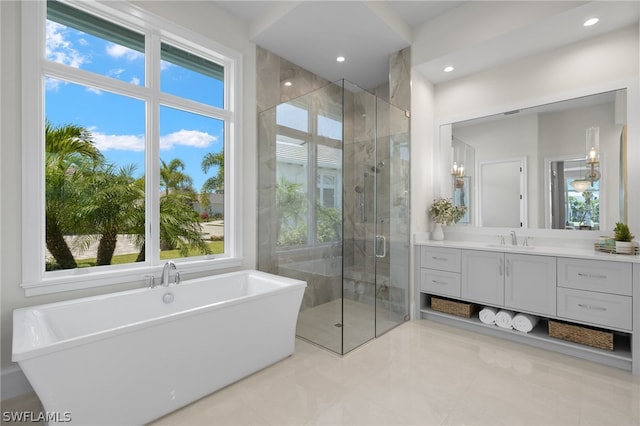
[615,241,633,254]
[432,223,445,241]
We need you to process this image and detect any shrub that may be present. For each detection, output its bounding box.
[614,222,634,242]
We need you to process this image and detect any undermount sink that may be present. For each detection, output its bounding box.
[485,244,536,250]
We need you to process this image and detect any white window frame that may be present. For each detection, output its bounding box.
[21,0,243,296]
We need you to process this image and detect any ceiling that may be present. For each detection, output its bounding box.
[212,1,640,90]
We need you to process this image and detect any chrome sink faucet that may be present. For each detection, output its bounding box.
[510,230,518,246]
[162,261,177,287]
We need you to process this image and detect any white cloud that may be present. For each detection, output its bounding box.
[160,130,217,150]
[90,129,216,153]
[45,21,87,68]
[106,43,143,61]
[108,68,125,77]
[86,87,103,95]
[93,132,145,152]
[130,77,141,86]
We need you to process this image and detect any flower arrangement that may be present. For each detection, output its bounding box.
[428,197,467,225]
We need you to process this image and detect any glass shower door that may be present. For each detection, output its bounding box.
[374,98,410,335]
[341,87,409,353]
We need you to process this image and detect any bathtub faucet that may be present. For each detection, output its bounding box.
[162,261,177,287]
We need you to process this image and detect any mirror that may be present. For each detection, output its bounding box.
[442,89,628,230]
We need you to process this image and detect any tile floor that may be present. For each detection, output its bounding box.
[3,320,640,425]
[296,298,402,354]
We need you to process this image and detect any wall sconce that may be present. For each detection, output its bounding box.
[451,162,464,188]
[451,143,465,188]
[451,161,464,178]
[570,127,601,192]
[585,126,601,185]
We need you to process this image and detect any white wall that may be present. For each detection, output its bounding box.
[409,69,435,318]
[431,24,640,239]
[434,25,639,121]
[0,0,257,398]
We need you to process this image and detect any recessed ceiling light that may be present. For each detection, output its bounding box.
[284,81,292,87]
[584,17,599,27]
[444,66,454,73]
[336,56,345,63]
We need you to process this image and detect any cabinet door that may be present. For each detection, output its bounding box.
[461,250,504,306]
[504,253,556,316]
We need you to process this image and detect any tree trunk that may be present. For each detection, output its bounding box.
[96,232,118,266]
[136,242,145,262]
[46,215,77,269]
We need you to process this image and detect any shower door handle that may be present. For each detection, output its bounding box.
[375,235,386,258]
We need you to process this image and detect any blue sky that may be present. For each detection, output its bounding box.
[45,19,224,191]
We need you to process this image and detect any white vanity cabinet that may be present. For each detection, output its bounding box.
[460,250,556,316]
[557,257,632,331]
[416,241,639,375]
[505,253,556,316]
[461,250,504,306]
[420,247,461,298]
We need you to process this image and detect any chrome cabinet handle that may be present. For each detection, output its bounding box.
[499,258,504,276]
[506,259,511,277]
[432,280,448,285]
[432,256,447,261]
[577,273,607,280]
[577,303,607,311]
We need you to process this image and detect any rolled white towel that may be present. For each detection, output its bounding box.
[512,313,539,333]
[495,310,515,329]
[479,306,498,325]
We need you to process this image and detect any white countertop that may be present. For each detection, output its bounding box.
[414,238,640,263]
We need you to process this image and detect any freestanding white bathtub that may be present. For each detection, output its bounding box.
[12,270,306,425]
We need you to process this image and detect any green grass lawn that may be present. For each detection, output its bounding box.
[75,241,224,268]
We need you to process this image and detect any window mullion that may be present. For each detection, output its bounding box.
[147,31,161,265]
[158,92,230,122]
[43,61,150,103]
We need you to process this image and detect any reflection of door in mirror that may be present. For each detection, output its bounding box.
[479,159,525,228]
[547,157,601,230]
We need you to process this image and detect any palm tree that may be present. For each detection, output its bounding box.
[76,164,144,265]
[45,120,103,269]
[160,192,212,257]
[160,158,194,196]
[200,150,224,210]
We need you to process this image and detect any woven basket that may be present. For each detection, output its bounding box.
[431,297,478,318]
[548,320,613,351]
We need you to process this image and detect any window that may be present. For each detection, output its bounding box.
[22,0,242,295]
[274,93,342,248]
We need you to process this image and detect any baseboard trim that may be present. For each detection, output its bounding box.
[1,365,34,401]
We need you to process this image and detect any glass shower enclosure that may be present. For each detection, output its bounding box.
[257,80,410,354]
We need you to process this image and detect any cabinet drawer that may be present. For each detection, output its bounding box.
[420,269,461,298]
[557,287,632,331]
[557,258,632,296]
[421,247,461,273]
